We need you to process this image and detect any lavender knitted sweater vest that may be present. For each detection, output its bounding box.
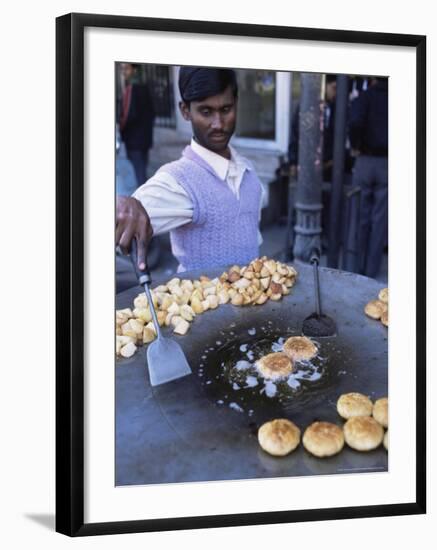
[158,146,261,272]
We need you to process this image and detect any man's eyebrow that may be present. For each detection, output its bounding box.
[196,101,234,109]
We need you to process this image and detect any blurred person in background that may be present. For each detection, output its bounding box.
[119,62,155,187]
[349,76,388,278]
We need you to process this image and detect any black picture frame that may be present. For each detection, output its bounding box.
[56,12,426,537]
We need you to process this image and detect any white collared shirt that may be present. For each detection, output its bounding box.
[132,138,264,242]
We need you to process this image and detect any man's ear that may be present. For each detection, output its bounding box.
[179,101,191,121]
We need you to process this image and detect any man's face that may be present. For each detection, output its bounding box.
[179,85,237,156]
[121,63,135,83]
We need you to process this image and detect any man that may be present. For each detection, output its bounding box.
[116,67,264,272]
[118,63,155,187]
[349,77,388,278]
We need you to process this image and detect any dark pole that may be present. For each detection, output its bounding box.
[293,73,324,263]
[327,74,348,267]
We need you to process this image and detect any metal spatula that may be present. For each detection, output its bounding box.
[130,240,192,386]
[302,248,337,338]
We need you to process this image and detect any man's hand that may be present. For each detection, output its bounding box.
[115,196,153,271]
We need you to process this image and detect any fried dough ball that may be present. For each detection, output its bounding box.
[381,309,389,327]
[364,299,388,320]
[283,336,317,362]
[258,419,301,456]
[372,397,388,428]
[378,287,389,304]
[255,352,294,380]
[343,416,384,451]
[303,421,344,457]
[337,392,373,419]
[383,430,389,451]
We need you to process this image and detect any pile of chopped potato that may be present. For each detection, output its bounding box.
[116,257,298,358]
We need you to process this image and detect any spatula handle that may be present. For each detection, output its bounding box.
[310,248,322,317]
[130,239,162,339]
[143,281,163,340]
[310,247,321,265]
[130,238,152,286]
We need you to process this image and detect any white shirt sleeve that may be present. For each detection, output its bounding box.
[132,172,194,235]
[257,181,266,246]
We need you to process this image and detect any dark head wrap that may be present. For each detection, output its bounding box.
[178,67,238,102]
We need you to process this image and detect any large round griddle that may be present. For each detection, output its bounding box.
[116,264,388,486]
